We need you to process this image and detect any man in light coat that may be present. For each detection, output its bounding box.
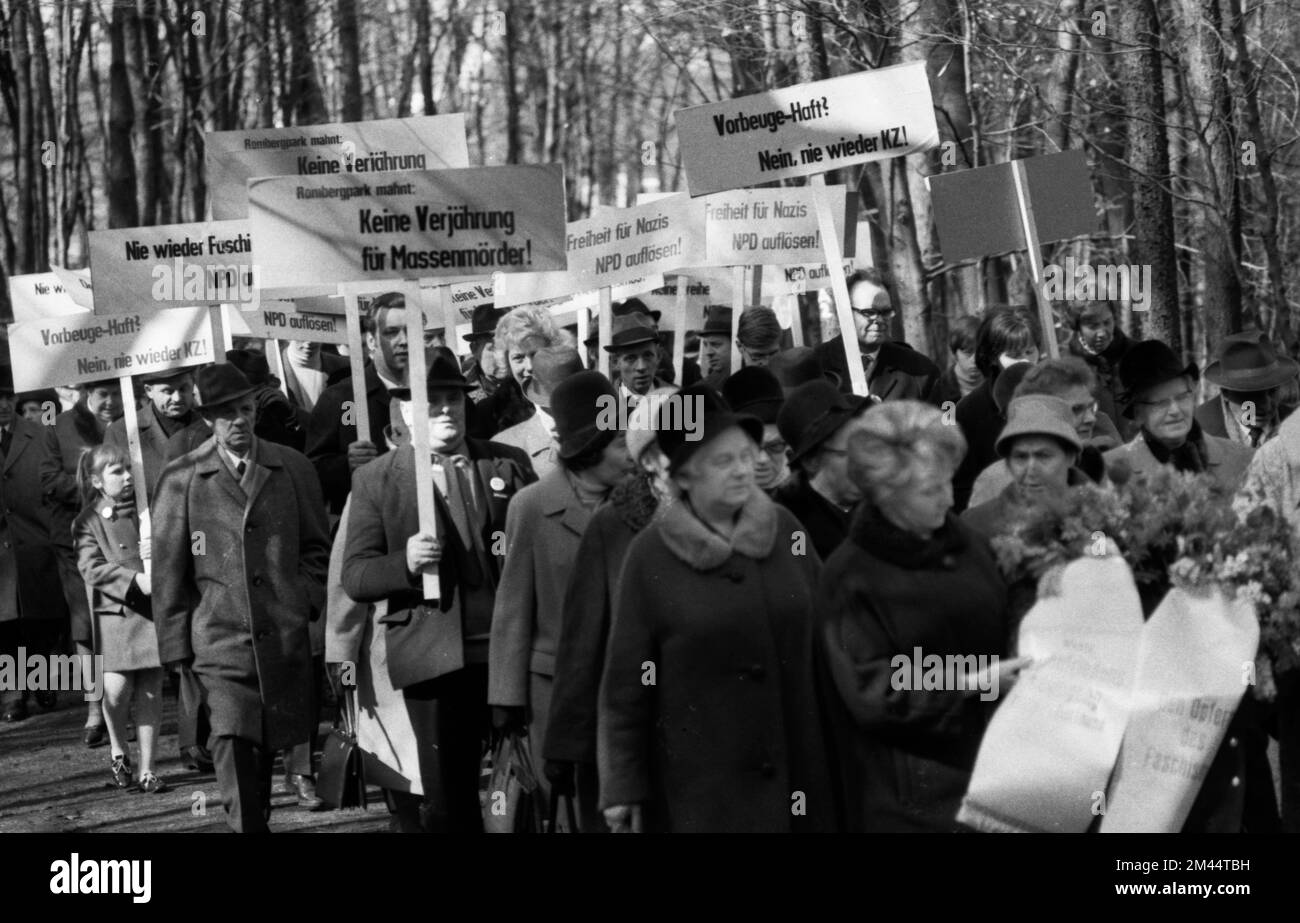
[153,364,330,832]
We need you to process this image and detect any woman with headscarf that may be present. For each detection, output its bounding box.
[598,383,834,832]
[816,400,1019,832]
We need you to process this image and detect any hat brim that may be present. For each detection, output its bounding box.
[1121,361,1200,418]
[731,398,783,425]
[666,412,764,474]
[1203,357,1300,392]
[194,384,258,411]
[789,397,872,464]
[603,334,660,353]
[389,380,476,399]
[996,427,1081,458]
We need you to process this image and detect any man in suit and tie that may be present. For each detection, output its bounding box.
[153,364,331,832]
[341,350,535,831]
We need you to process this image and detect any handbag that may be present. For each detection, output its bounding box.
[317,688,367,810]
[481,731,545,833]
[547,788,580,834]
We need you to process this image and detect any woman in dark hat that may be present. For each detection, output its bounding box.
[722,366,789,492]
[598,383,834,832]
[488,370,634,828]
[1103,339,1253,490]
[815,399,1018,831]
[1194,330,1299,447]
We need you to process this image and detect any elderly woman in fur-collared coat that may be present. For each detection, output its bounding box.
[816,401,1016,832]
[598,383,834,833]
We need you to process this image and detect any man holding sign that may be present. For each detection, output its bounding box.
[341,350,535,832]
[153,364,331,833]
[104,369,199,503]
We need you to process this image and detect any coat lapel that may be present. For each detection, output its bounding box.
[539,467,590,539]
[196,441,247,509]
[3,424,32,473]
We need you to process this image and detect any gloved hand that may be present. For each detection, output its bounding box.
[544,759,576,797]
[491,705,526,735]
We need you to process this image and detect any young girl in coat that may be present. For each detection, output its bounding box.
[73,444,167,793]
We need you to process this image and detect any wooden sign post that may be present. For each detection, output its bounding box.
[407,282,440,601]
[673,275,689,384]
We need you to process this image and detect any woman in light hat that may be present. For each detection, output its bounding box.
[544,386,677,831]
[599,383,834,832]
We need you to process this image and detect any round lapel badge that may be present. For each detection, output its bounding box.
[101,506,114,520]
[489,476,506,492]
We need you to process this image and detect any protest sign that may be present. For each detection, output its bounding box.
[958,555,1145,833]
[674,62,938,198]
[703,185,855,265]
[51,265,95,309]
[228,303,350,345]
[929,149,1095,356]
[760,259,857,297]
[248,165,567,288]
[88,220,255,312]
[8,306,215,391]
[205,114,470,220]
[495,273,662,310]
[1099,587,1258,832]
[8,272,92,321]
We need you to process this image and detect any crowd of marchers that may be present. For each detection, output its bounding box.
[2,267,1297,833]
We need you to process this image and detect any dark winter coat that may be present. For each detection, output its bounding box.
[772,469,853,561]
[152,437,331,750]
[0,418,70,626]
[814,337,940,404]
[598,490,835,832]
[815,503,1011,832]
[305,363,394,515]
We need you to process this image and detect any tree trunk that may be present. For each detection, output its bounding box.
[284,2,327,124]
[338,0,364,121]
[503,0,522,164]
[1044,0,1082,151]
[107,0,139,229]
[1115,0,1180,354]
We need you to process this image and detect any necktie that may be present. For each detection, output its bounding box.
[236,460,247,478]
[0,427,9,459]
[440,455,483,585]
[1249,426,1264,448]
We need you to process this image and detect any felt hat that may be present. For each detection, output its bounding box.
[656,381,762,475]
[1203,330,1299,392]
[766,347,840,394]
[1118,340,1199,418]
[524,345,584,406]
[194,363,256,410]
[615,297,660,324]
[551,370,619,459]
[139,366,196,386]
[777,379,872,465]
[721,366,785,424]
[224,349,270,387]
[690,305,732,338]
[996,394,1083,457]
[463,304,504,342]
[388,347,476,400]
[602,314,660,352]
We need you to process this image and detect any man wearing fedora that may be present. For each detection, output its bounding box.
[1195,330,1299,448]
[489,370,633,828]
[495,346,584,479]
[693,305,733,386]
[813,269,939,403]
[462,303,507,398]
[1104,340,1253,489]
[606,313,668,416]
[772,379,874,559]
[341,350,535,831]
[153,364,331,832]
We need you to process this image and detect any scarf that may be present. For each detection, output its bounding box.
[609,472,661,533]
[1141,419,1209,474]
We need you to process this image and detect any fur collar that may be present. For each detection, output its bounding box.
[656,488,779,571]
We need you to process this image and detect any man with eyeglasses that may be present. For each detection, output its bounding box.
[813,269,939,403]
[771,379,874,559]
[966,357,1124,507]
[1103,340,1252,489]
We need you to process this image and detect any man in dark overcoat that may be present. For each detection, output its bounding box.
[341,351,535,831]
[153,364,330,832]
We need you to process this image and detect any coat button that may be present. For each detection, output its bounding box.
[1229,737,1239,748]
[760,762,775,778]
[750,664,766,682]
[252,576,263,586]
[1231,776,1241,788]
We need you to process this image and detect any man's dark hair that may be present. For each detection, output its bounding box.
[947,315,980,356]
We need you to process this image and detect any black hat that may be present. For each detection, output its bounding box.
[603,314,660,352]
[615,297,660,324]
[551,370,618,459]
[224,349,270,387]
[1204,330,1299,392]
[463,304,504,342]
[15,387,58,410]
[766,347,840,394]
[389,347,476,400]
[690,305,732,338]
[1118,340,1199,418]
[722,366,785,424]
[656,382,763,475]
[195,363,256,411]
[0,366,14,395]
[139,367,196,386]
[777,379,872,465]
